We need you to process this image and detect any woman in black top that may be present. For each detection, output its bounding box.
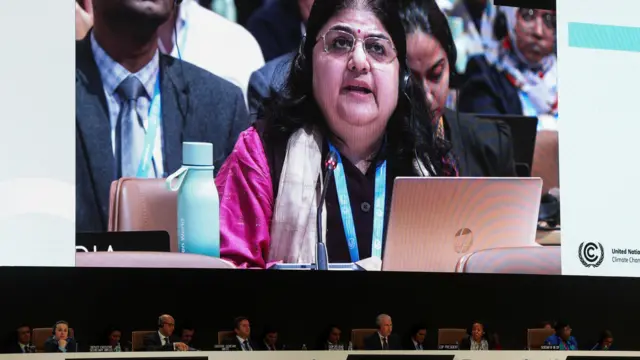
[398,0,516,177]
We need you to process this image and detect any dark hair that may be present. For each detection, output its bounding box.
[539,320,553,328]
[262,325,278,335]
[53,321,69,330]
[467,321,488,338]
[233,317,249,330]
[554,321,568,333]
[598,330,613,343]
[262,0,452,176]
[410,323,427,336]
[314,325,341,349]
[398,0,457,69]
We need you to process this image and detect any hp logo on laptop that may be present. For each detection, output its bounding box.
[454,228,474,253]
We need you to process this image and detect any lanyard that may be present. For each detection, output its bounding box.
[136,74,162,178]
[328,142,386,262]
[558,338,574,350]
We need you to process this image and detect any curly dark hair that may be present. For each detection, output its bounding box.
[261,0,454,176]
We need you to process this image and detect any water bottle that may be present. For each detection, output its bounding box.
[348,341,353,351]
[212,0,237,22]
[301,344,307,350]
[114,343,121,352]
[166,142,220,257]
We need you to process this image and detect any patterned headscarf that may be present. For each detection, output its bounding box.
[485,7,558,116]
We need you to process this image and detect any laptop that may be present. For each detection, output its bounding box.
[382,177,542,273]
[474,114,538,177]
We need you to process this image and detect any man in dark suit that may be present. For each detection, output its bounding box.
[76,0,250,232]
[143,315,188,352]
[258,326,281,351]
[5,325,34,353]
[221,316,258,351]
[363,314,402,350]
[246,0,311,62]
[402,324,427,350]
[247,51,295,121]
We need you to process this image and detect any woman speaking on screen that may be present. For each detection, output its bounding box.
[216,0,455,269]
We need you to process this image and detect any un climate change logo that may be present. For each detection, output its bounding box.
[578,242,605,268]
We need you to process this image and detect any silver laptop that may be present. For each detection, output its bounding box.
[382,177,543,273]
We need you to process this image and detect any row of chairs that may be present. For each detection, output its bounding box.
[127,328,556,351]
[24,327,553,352]
[350,328,555,350]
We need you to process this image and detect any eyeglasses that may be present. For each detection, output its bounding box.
[318,29,397,64]
[518,8,556,30]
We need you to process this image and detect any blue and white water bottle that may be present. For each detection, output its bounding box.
[166,142,220,257]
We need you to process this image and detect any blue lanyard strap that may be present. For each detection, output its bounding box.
[328,142,387,262]
[136,73,162,178]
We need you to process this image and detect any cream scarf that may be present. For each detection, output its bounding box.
[268,127,432,264]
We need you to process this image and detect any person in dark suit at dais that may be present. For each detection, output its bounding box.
[143,314,188,351]
[43,321,77,353]
[364,314,403,350]
[76,0,250,232]
[221,316,259,351]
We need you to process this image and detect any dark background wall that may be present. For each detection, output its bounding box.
[0,267,636,351]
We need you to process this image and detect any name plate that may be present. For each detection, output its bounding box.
[540,345,560,350]
[76,231,171,252]
[89,346,113,352]
[438,344,459,350]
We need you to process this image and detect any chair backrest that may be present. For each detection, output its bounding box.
[217,330,235,345]
[131,331,155,352]
[455,246,561,275]
[437,329,466,347]
[76,252,236,269]
[109,178,178,252]
[350,329,377,350]
[32,328,74,353]
[531,130,559,194]
[528,328,555,350]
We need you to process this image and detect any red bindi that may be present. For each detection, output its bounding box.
[357,29,361,33]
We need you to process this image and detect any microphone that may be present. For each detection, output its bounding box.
[316,151,337,270]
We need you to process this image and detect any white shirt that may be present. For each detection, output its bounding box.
[412,339,422,350]
[378,332,389,349]
[159,0,265,105]
[158,331,171,347]
[237,336,252,351]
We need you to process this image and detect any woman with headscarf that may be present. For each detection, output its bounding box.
[216,0,455,269]
[399,0,516,177]
[459,6,558,131]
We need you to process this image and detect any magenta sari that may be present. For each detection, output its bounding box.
[216,127,274,268]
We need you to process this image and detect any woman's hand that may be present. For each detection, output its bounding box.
[75,0,94,40]
[58,339,67,349]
